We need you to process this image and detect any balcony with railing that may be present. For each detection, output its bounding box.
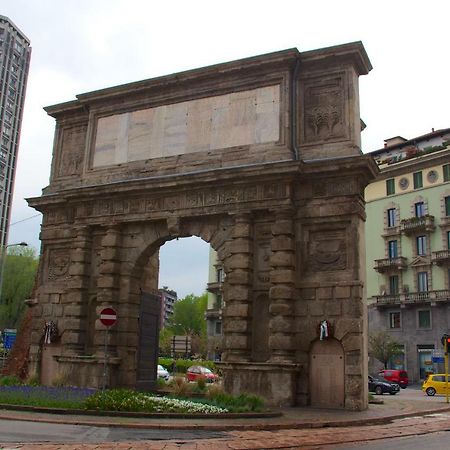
[400,215,435,235]
[374,257,408,273]
[374,289,450,307]
[205,299,223,320]
[432,249,450,266]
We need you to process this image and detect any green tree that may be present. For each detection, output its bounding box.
[0,246,38,330]
[369,330,403,369]
[167,293,208,337]
[165,293,208,356]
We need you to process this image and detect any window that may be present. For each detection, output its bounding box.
[416,235,427,256]
[216,268,224,283]
[444,164,450,182]
[389,275,399,294]
[215,321,222,335]
[447,231,450,250]
[386,178,395,196]
[388,240,398,258]
[413,171,423,189]
[415,202,425,217]
[418,310,431,329]
[446,196,450,216]
[389,312,401,329]
[387,208,396,227]
[418,271,428,292]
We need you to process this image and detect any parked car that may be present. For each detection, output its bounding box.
[422,374,450,396]
[368,375,400,395]
[378,369,409,389]
[186,365,218,383]
[157,364,170,381]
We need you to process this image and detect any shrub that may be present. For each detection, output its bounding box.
[195,376,207,392]
[25,373,40,386]
[206,390,265,412]
[170,376,191,397]
[0,375,22,386]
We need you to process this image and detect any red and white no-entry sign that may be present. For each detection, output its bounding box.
[99,307,117,327]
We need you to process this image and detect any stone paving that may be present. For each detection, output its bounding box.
[2,394,450,449]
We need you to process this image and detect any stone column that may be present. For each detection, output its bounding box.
[64,226,92,355]
[223,213,253,362]
[269,208,296,362]
[96,225,122,356]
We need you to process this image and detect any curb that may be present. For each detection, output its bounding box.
[1,405,450,431]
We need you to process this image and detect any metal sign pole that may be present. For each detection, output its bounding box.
[102,326,109,391]
[446,339,449,404]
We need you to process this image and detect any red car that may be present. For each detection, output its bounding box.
[186,365,218,383]
[378,369,409,389]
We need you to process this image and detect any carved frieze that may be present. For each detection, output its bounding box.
[302,74,347,144]
[57,125,87,177]
[74,183,288,220]
[47,249,71,281]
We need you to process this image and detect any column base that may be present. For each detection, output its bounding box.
[217,361,300,407]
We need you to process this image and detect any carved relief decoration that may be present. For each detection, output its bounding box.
[74,183,288,220]
[58,125,87,177]
[47,249,71,281]
[307,230,347,271]
[303,76,346,144]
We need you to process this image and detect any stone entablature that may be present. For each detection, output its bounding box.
[27,42,376,410]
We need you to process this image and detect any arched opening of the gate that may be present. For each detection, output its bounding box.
[126,227,226,391]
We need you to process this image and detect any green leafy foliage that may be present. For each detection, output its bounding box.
[167,293,208,337]
[205,390,265,412]
[369,331,403,369]
[0,247,38,329]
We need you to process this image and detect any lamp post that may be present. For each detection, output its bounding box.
[0,242,28,305]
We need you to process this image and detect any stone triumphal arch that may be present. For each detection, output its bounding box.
[27,42,377,409]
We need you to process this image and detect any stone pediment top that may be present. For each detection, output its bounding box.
[410,255,431,267]
[44,42,371,117]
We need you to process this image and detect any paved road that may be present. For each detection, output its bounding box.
[3,412,450,449]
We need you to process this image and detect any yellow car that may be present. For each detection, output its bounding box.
[422,374,450,396]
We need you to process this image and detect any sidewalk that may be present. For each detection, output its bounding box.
[1,393,450,431]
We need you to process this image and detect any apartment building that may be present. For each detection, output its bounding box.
[366,128,450,381]
[0,16,31,246]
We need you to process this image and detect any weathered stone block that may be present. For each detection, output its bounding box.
[270,269,295,284]
[227,285,250,301]
[227,254,251,270]
[224,319,248,333]
[272,220,294,236]
[270,251,295,268]
[309,301,325,316]
[228,239,252,254]
[324,300,342,316]
[270,285,296,300]
[224,335,248,349]
[224,303,249,317]
[226,270,252,285]
[64,305,85,317]
[271,236,294,251]
[317,287,332,300]
[232,222,251,238]
[269,334,295,350]
[269,302,293,316]
[299,288,316,300]
[269,315,293,332]
[335,286,351,299]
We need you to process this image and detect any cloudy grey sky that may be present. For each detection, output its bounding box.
[3,0,450,297]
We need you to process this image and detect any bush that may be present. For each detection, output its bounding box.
[0,375,22,386]
[206,390,265,412]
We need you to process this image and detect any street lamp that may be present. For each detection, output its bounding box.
[0,242,28,304]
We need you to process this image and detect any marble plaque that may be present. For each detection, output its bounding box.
[92,85,280,167]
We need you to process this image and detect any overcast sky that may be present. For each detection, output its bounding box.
[3,0,450,298]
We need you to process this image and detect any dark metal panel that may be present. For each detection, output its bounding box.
[136,291,161,391]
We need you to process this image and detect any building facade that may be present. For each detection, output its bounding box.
[366,128,450,382]
[158,287,177,328]
[0,16,31,247]
[206,247,224,360]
